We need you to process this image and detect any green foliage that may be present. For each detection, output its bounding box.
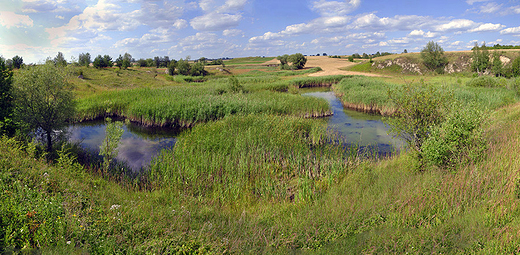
[11,55,23,69]
[466,76,500,88]
[348,55,354,62]
[149,114,352,203]
[276,54,289,66]
[167,61,176,76]
[93,55,113,69]
[386,82,451,152]
[512,57,520,77]
[471,42,490,73]
[0,57,15,136]
[54,52,67,67]
[227,76,244,93]
[421,41,448,73]
[13,63,75,152]
[190,62,206,76]
[421,106,486,169]
[289,53,307,69]
[78,53,91,67]
[99,118,124,171]
[176,59,191,75]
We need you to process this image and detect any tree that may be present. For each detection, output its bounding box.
[289,53,307,69]
[137,58,148,67]
[471,42,490,73]
[385,82,451,153]
[78,52,91,67]
[421,41,447,73]
[115,55,124,69]
[403,49,408,53]
[54,52,67,67]
[491,52,503,77]
[13,63,75,153]
[176,59,191,75]
[12,55,23,69]
[190,62,206,76]
[0,57,15,136]
[167,60,176,76]
[512,57,520,77]
[99,118,124,171]
[154,56,161,68]
[277,54,289,66]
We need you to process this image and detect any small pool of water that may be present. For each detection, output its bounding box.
[303,91,404,155]
[68,121,177,172]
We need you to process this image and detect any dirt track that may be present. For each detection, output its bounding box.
[262,56,384,77]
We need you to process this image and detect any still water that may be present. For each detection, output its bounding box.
[68,121,177,171]
[303,90,404,155]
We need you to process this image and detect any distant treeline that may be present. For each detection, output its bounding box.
[472,44,520,50]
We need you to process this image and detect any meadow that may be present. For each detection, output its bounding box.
[3,54,520,254]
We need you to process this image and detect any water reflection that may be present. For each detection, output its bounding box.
[303,91,404,155]
[68,121,177,172]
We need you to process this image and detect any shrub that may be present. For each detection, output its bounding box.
[385,82,451,152]
[466,76,499,88]
[421,41,448,73]
[421,106,486,169]
[512,57,520,77]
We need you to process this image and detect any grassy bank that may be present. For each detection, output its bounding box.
[4,99,520,253]
[333,76,519,115]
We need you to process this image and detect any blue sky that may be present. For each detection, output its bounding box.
[1,0,519,64]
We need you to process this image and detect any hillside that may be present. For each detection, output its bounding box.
[344,49,520,75]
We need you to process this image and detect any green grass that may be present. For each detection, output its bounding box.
[223,57,275,65]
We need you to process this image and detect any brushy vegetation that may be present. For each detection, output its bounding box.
[5,55,520,254]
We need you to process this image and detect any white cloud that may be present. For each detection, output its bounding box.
[311,0,361,16]
[479,2,502,14]
[500,26,520,35]
[408,29,437,38]
[349,14,431,31]
[172,32,239,57]
[434,19,476,32]
[468,23,505,32]
[55,15,65,19]
[0,11,33,28]
[173,19,188,30]
[190,12,242,31]
[466,0,489,5]
[223,29,243,37]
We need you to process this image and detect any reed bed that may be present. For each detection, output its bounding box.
[149,114,356,204]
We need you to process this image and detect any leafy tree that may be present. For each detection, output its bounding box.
[491,52,503,77]
[289,53,307,69]
[348,55,354,62]
[115,55,124,69]
[362,53,369,59]
[420,41,447,73]
[385,82,451,153]
[0,57,15,136]
[78,52,91,67]
[13,63,75,153]
[154,56,161,68]
[99,118,124,171]
[145,58,154,67]
[471,42,490,73]
[103,55,112,68]
[162,56,170,67]
[403,49,408,53]
[512,57,520,77]
[12,55,23,69]
[277,54,289,66]
[54,52,67,67]
[190,62,206,76]
[167,60,177,76]
[137,58,148,67]
[352,53,361,59]
[198,57,207,65]
[176,59,191,75]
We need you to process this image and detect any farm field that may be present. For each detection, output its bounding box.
[3,52,520,254]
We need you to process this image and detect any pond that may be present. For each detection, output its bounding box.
[68,120,177,172]
[302,90,404,155]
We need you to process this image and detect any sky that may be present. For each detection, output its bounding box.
[1,0,520,64]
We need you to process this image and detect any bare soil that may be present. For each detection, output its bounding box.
[262,56,384,77]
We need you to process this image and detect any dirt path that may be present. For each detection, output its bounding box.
[262,56,384,77]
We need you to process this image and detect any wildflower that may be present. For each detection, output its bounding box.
[110,204,121,210]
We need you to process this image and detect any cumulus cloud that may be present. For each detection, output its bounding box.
[479,2,502,14]
[0,11,34,28]
[501,26,520,35]
[190,12,242,31]
[190,0,247,31]
[349,14,431,31]
[433,19,476,32]
[468,23,505,32]
[223,29,243,37]
[408,29,437,38]
[466,0,489,5]
[311,0,361,16]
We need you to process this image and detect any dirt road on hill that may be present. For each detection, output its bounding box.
[262,56,384,77]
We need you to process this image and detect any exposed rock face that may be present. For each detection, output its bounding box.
[500,56,511,65]
[372,58,423,74]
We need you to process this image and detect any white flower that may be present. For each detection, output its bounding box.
[110,204,121,210]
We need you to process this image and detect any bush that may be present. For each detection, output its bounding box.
[421,106,486,169]
[421,41,447,73]
[385,82,451,152]
[466,76,499,88]
[512,57,520,77]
